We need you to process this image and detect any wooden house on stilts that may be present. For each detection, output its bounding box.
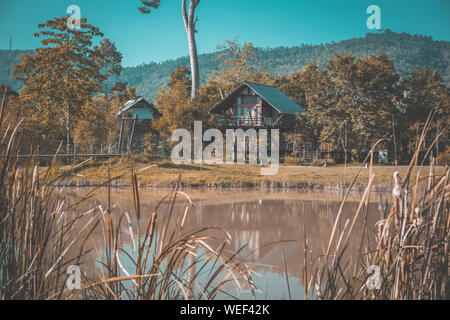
[209,81,305,153]
[117,97,162,154]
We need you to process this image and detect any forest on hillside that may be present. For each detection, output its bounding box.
[115,30,450,100]
[1,30,449,100]
[0,49,33,91]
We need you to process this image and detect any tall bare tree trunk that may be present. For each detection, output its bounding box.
[182,0,200,100]
[139,1,201,100]
[187,26,200,100]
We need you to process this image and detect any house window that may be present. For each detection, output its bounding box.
[236,95,261,126]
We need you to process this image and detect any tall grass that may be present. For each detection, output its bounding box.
[304,110,449,300]
[0,122,95,299]
[71,172,257,300]
[0,121,255,300]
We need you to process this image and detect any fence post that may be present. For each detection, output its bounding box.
[128,115,138,153]
[118,115,124,155]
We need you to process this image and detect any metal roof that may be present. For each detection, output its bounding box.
[118,97,161,116]
[210,81,306,115]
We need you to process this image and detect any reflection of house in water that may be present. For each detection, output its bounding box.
[117,97,162,154]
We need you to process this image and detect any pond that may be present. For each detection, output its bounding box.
[65,188,389,300]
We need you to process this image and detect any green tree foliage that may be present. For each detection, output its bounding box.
[150,38,448,163]
[5,23,448,163]
[147,40,271,157]
[110,81,138,101]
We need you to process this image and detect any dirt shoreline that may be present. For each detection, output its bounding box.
[54,179,395,192]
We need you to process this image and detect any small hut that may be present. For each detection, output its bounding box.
[117,97,162,154]
[117,97,161,120]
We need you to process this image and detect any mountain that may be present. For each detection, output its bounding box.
[2,30,449,100]
[0,49,33,93]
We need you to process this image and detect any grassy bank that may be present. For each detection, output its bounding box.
[57,158,446,190]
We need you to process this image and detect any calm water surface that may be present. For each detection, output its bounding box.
[66,188,388,300]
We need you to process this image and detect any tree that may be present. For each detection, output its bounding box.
[283,54,407,163]
[111,82,138,102]
[0,85,22,141]
[395,67,449,162]
[139,0,201,100]
[153,66,193,140]
[282,62,335,154]
[207,38,273,103]
[141,129,161,160]
[212,38,259,86]
[92,38,123,100]
[326,53,399,160]
[73,82,138,154]
[153,66,213,148]
[13,17,104,154]
[73,95,113,152]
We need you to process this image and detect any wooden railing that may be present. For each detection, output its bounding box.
[215,116,274,127]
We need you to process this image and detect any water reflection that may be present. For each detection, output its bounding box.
[66,188,386,299]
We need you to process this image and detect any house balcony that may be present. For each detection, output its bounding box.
[215,115,275,128]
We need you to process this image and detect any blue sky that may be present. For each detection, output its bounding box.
[1,0,449,67]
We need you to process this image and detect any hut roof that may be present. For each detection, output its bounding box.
[210,81,306,115]
[118,97,161,117]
